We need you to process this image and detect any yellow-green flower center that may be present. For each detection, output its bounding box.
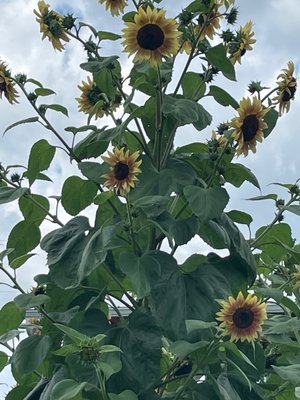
[242,114,259,141]
[137,24,165,50]
[233,307,254,328]
[114,162,129,180]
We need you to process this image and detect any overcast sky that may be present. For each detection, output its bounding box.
[0,0,300,394]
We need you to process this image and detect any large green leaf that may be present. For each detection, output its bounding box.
[272,365,300,387]
[208,85,239,109]
[73,128,109,160]
[7,220,41,263]
[12,335,52,375]
[0,302,24,336]
[182,72,206,101]
[14,293,50,310]
[27,139,56,186]
[119,252,161,298]
[61,176,98,216]
[263,108,278,138]
[224,163,260,189]
[51,379,87,400]
[109,390,138,400]
[184,186,229,221]
[108,308,162,395]
[19,194,50,226]
[0,351,8,372]
[206,44,236,81]
[0,187,28,204]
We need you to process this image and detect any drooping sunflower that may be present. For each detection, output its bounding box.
[273,61,297,116]
[195,8,222,41]
[77,76,121,120]
[34,0,70,51]
[98,0,127,16]
[216,292,267,343]
[122,6,181,65]
[102,148,142,196]
[230,21,255,64]
[0,62,18,104]
[229,97,269,156]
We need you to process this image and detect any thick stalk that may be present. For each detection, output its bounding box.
[154,67,163,170]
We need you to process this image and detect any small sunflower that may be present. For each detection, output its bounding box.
[230,21,255,65]
[34,0,70,51]
[98,0,127,16]
[216,292,267,343]
[122,6,181,65]
[77,76,121,119]
[229,97,269,157]
[273,61,297,116]
[0,62,19,104]
[102,148,142,196]
[195,9,222,41]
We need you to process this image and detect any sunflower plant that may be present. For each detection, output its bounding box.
[0,0,300,399]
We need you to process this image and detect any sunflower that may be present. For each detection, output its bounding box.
[273,61,297,116]
[195,9,222,41]
[229,97,269,156]
[34,0,70,51]
[102,148,142,196]
[0,62,18,104]
[216,292,267,343]
[230,21,255,65]
[98,0,127,16]
[77,76,121,120]
[122,6,181,65]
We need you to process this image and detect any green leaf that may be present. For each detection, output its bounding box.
[73,128,109,159]
[0,187,28,204]
[0,302,25,336]
[198,220,231,249]
[272,365,300,387]
[247,193,278,201]
[61,176,98,216]
[78,161,104,183]
[170,340,208,359]
[133,195,169,218]
[171,216,200,246]
[266,317,300,334]
[179,254,207,273]
[12,335,52,375]
[51,379,87,400]
[26,78,43,87]
[281,297,300,318]
[54,324,88,344]
[216,373,241,400]
[44,104,69,117]
[7,221,41,263]
[27,139,56,186]
[0,351,8,372]
[254,287,283,303]
[263,108,278,138]
[119,252,161,298]
[35,87,55,96]
[109,390,138,400]
[19,194,50,226]
[3,117,39,135]
[14,293,50,310]
[286,205,300,217]
[208,85,239,108]
[224,163,260,189]
[80,56,119,73]
[184,185,229,221]
[227,210,253,226]
[98,31,121,41]
[206,44,236,81]
[182,72,206,101]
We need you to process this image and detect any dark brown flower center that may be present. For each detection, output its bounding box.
[87,86,104,105]
[233,307,254,329]
[240,48,246,56]
[282,80,297,102]
[114,162,129,180]
[0,82,7,92]
[241,114,259,141]
[137,24,165,50]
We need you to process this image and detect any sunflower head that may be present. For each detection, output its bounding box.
[122,6,181,66]
[216,291,267,342]
[273,61,297,116]
[34,0,70,51]
[229,21,256,65]
[196,7,222,41]
[98,0,127,16]
[102,148,142,196]
[229,97,269,157]
[0,61,19,104]
[77,76,121,120]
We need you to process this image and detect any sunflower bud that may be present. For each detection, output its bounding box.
[290,184,300,196]
[11,173,21,183]
[221,29,235,43]
[276,198,285,207]
[226,7,238,24]
[248,81,264,94]
[217,122,229,135]
[14,73,27,85]
[28,92,38,104]
[179,9,193,25]
[62,14,76,30]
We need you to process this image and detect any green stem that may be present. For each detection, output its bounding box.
[206,141,230,188]
[265,381,290,400]
[261,87,279,103]
[0,266,25,294]
[95,364,110,400]
[126,195,142,255]
[102,262,139,309]
[154,67,163,170]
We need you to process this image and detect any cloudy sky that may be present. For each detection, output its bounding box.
[0,0,300,394]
